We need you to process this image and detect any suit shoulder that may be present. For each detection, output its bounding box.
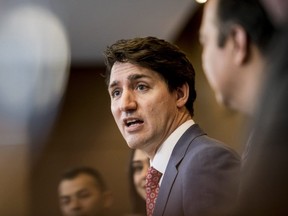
[189,134,240,160]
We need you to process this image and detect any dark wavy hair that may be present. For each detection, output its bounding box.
[60,166,108,192]
[216,0,276,55]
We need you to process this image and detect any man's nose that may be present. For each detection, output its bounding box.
[119,90,137,112]
[69,197,81,210]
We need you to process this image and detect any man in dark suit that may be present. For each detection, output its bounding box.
[199,0,282,215]
[103,36,240,216]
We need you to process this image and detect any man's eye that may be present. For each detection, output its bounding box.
[111,90,121,98]
[78,192,91,199]
[136,84,148,91]
[60,198,70,206]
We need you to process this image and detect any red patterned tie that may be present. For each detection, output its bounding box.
[146,166,162,216]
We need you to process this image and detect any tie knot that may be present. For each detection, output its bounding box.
[146,166,162,188]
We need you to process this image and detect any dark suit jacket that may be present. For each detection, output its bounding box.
[153,124,240,216]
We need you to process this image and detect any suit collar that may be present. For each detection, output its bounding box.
[168,124,205,167]
[152,120,194,177]
[153,124,205,215]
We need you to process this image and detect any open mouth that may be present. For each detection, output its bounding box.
[124,118,144,127]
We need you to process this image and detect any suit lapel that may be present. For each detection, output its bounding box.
[153,124,205,215]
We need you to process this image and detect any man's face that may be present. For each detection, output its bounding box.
[108,62,180,156]
[58,174,107,216]
[199,0,238,109]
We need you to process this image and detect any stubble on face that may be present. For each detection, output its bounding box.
[109,62,180,157]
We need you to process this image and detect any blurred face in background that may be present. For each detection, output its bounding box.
[58,174,111,216]
[200,0,259,114]
[132,149,150,199]
[200,0,238,109]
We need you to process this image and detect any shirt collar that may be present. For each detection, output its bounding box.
[151,120,194,181]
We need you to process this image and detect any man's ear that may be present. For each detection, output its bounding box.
[176,83,189,108]
[230,24,249,65]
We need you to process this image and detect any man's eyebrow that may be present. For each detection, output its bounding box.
[127,73,150,81]
[109,80,118,90]
[109,73,151,89]
[77,188,90,194]
[59,195,69,200]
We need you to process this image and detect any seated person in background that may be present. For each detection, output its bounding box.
[127,149,149,216]
[58,166,113,216]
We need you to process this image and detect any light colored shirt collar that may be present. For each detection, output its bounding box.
[150,119,194,185]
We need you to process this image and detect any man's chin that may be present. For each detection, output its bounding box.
[216,94,235,110]
[126,141,138,149]
[215,93,227,107]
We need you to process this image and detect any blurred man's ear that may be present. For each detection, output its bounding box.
[230,24,249,65]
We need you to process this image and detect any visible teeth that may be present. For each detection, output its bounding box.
[126,119,143,127]
[127,119,137,124]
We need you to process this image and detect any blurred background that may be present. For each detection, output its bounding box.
[0,0,246,215]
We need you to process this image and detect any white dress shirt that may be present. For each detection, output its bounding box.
[151,119,194,185]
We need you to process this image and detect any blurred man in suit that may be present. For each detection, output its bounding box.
[199,0,285,215]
